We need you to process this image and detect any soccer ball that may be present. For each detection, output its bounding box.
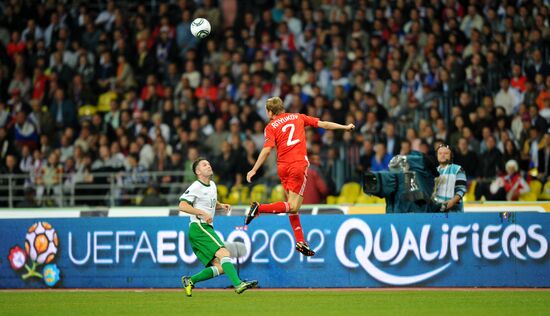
[190,18,211,39]
[25,222,59,265]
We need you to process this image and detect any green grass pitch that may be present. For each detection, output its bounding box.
[1,289,549,316]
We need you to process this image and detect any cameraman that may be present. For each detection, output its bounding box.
[433,144,467,212]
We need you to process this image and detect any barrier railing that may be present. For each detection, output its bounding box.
[0,171,191,208]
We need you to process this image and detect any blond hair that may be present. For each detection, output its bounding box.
[266,97,285,115]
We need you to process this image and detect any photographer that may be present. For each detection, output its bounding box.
[433,145,467,212]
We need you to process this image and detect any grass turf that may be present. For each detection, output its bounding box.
[1,290,548,316]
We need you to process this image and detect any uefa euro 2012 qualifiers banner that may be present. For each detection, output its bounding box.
[0,213,549,288]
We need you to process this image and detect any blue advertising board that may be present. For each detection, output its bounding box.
[0,213,548,288]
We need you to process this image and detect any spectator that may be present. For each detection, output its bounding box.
[13,110,39,151]
[370,143,391,172]
[35,152,63,206]
[399,140,412,156]
[205,118,228,156]
[48,88,77,130]
[460,5,483,37]
[538,133,550,182]
[214,140,238,187]
[91,145,118,172]
[118,153,148,205]
[502,139,521,168]
[495,160,531,201]
[322,147,345,194]
[8,71,31,101]
[96,51,116,92]
[6,31,25,60]
[478,135,503,179]
[48,51,73,86]
[183,147,200,184]
[21,19,43,42]
[135,41,157,87]
[381,122,401,156]
[358,139,374,173]
[239,139,263,185]
[494,78,521,116]
[148,113,170,142]
[453,137,479,180]
[58,134,74,163]
[529,105,548,134]
[465,53,484,88]
[176,10,198,57]
[510,64,527,93]
[81,22,100,52]
[115,54,137,92]
[461,126,479,156]
[76,53,95,85]
[28,99,55,136]
[153,25,178,76]
[526,49,550,81]
[68,74,94,109]
[303,154,329,204]
[19,144,33,175]
[95,0,116,32]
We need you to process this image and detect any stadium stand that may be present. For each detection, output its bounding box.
[0,0,549,208]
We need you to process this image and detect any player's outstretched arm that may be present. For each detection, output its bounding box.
[247,146,272,183]
[179,201,213,224]
[318,121,355,131]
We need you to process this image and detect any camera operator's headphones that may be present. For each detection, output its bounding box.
[436,144,453,163]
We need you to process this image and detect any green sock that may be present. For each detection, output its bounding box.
[190,266,218,284]
[221,257,241,287]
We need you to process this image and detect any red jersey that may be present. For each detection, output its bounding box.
[263,113,319,164]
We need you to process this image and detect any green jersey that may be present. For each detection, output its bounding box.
[179,179,217,225]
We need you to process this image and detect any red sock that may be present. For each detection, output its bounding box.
[258,202,289,214]
[289,214,305,243]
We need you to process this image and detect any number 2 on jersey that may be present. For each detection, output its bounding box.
[282,123,300,146]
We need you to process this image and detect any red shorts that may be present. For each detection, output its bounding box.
[278,160,309,196]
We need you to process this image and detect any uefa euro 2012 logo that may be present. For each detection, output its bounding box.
[8,221,61,287]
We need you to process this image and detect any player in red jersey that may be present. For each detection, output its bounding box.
[245,97,355,256]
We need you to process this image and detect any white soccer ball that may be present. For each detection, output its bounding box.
[190,18,211,39]
[25,222,59,265]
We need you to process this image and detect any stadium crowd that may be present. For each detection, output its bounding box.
[0,0,549,207]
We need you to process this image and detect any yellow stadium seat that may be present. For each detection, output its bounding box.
[225,187,240,205]
[519,180,543,201]
[326,195,338,204]
[269,184,286,203]
[97,91,118,112]
[78,104,97,118]
[336,182,362,204]
[356,193,375,204]
[463,180,477,202]
[519,192,537,201]
[529,180,543,199]
[250,184,267,202]
[372,196,385,203]
[217,184,228,203]
[541,182,550,200]
[239,186,250,204]
[134,195,143,205]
